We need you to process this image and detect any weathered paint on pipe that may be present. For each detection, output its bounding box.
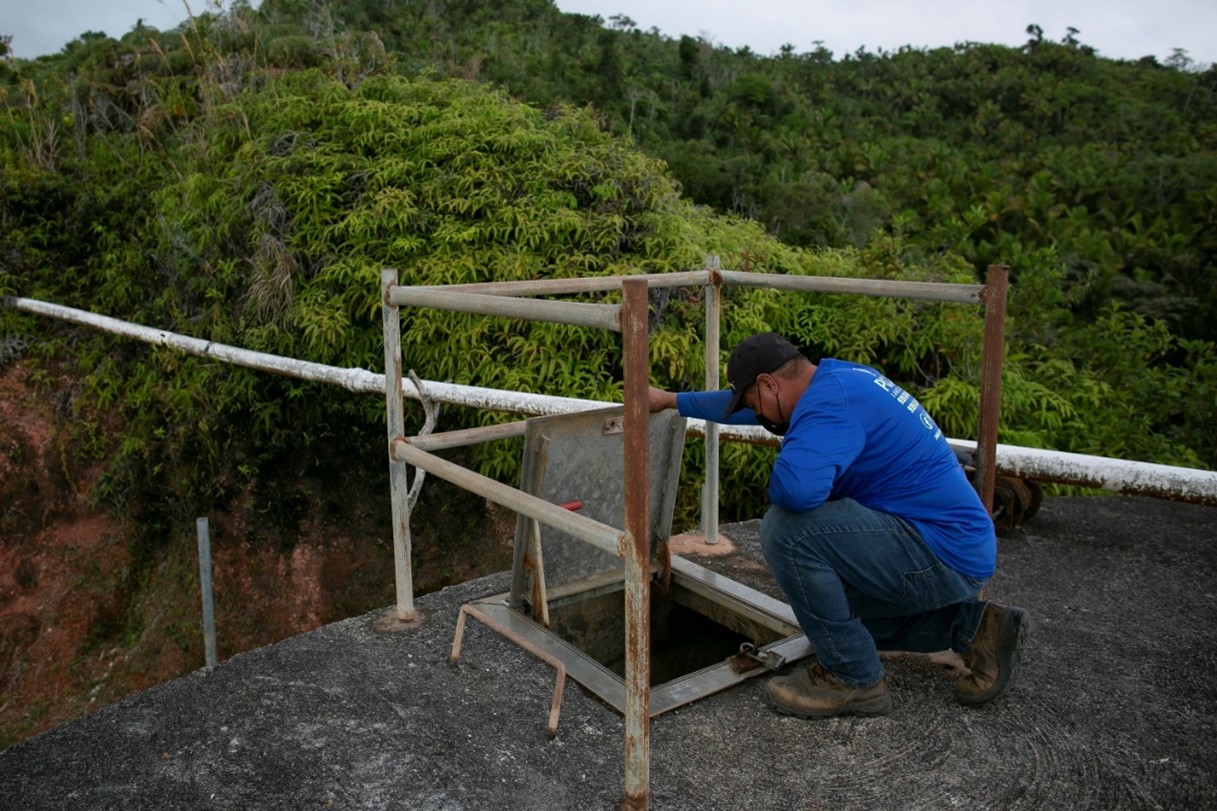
[620,278,651,811]
[5,296,381,392]
[702,262,722,545]
[412,270,710,298]
[9,295,1215,506]
[381,270,415,621]
[950,441,1217,506]
[393,439,625,556]
[717,270,984,304]
[389,287,621,332]
[404,380,606,414]
[683,422,1217,508]
[406,421,528,451]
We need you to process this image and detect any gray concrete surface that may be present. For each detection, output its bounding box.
[1,495,1214,810]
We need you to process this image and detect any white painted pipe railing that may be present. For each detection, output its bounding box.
[5,294,1216,506]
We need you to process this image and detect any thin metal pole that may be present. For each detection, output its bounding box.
[621,277,651,810]
[382,270,415,621]
[195,517,217,670]
[717,270,984,304]
[390,287,621,332]
[975,265,1009,514]
[450,603,567,736]
[406,421,528,452]
[392,439,625,556]
[702,259,722,545]
[412,270,711,298]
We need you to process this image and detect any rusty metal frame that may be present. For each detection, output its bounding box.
[384,272,661,807]
[695,264,1008,516]
[448,560,807,722]
[380,264,1010,810]
[450,601,567,736]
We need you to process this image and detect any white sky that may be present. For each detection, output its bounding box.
[4,0,1215,66]
[554,0,1217,65]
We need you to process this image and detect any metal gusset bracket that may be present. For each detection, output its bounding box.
[406,369,439,510]
[450,601,567,737]
[728,642,787,674]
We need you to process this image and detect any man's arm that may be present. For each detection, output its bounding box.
[646,386,758,426]
[648,386,678,413]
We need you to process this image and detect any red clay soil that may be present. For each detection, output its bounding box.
[0,361,514,748]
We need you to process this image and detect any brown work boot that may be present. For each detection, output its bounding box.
[765,663,891,718]
[956,603,1030,705]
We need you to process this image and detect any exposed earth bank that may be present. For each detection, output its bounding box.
[0,361,513,747]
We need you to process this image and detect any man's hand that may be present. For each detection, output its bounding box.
[648,386,677,413]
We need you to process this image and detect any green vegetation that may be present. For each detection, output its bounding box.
[1,1,1214,537]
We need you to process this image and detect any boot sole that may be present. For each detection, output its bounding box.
[959,606,1030,706]
[764,688,893,719]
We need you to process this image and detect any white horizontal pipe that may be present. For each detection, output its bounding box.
[6,295,381,392]
[8,295,1215,506]
[948,439,1217,506]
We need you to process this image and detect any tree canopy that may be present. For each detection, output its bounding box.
[1,1,1213,531]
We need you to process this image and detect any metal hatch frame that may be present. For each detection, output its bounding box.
[381,265,1011,809]
[448,405,810,731]
[452,555,810,730]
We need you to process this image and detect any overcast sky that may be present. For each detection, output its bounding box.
[5,0,1215,66]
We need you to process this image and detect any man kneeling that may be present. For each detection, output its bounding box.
[648,333,1029,717]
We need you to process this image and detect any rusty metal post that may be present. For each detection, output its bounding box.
[702,258,722,545]
[381,269,415,620]
[975,265,1009,515]
[620,277,651,810]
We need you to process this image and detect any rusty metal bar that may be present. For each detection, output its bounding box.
[718,269,984,304]
[450,602,566,736]
[413,270,710,297]
[974,265,1009,514]
[406,421,528,451]
[392,439,624,557]
[381,270,415,621]
[389,286,621,332]
[702,261,722,545]
[620,277,651,811]
[509,430,547,610]
[525,435,553,627]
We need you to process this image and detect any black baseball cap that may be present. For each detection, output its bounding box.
[722,333,802,418]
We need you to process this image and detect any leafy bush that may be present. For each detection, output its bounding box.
[1,4,1212,544]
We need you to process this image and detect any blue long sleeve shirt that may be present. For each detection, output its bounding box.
[675,358,996,578]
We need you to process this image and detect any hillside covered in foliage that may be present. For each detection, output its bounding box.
[2,0,1214,532]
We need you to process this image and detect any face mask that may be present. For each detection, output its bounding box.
[759,417,789,436]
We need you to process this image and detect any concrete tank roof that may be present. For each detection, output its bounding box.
[2,495,1215,809]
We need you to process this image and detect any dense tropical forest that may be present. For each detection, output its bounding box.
[2,0,1214,534]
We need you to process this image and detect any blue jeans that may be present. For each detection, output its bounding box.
[761,499,989,688]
